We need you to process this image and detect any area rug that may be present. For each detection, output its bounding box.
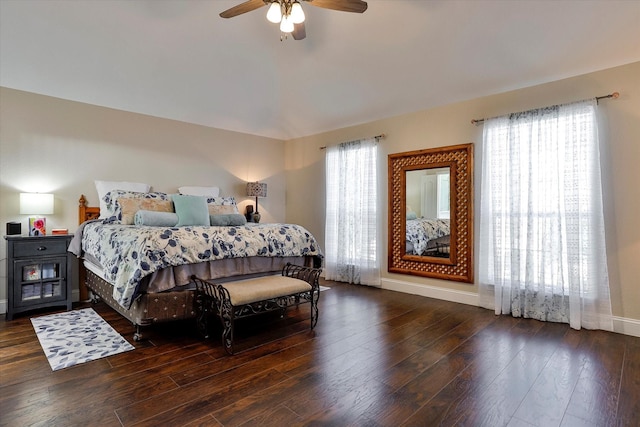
[31,308,134,371]
[319,286,330,292]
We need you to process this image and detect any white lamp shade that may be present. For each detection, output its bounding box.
[291,1,305,24]
[280,14,294,33]
[266,2,282,23]
[20,193,54,215]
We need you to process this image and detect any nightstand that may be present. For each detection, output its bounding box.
[4,234,74,320]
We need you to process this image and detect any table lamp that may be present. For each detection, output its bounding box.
[246,182,267,223]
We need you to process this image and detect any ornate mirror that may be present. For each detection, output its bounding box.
[388,143,474,283]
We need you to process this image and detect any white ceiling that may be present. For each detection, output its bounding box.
[1,0,639,140]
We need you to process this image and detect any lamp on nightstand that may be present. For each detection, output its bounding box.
[246,182,267,223]
[20,193,54,236]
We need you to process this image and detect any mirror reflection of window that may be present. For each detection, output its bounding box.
[420,174,437,218]
[437,172,450,219]
[407,167,450,219]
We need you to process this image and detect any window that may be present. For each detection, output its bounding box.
[478,99,612,330]
[324,138,380,286]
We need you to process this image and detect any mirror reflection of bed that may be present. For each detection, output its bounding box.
[405,167,451,258]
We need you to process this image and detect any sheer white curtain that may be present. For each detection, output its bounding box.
[479,99,612,331]
[325,138,380,286]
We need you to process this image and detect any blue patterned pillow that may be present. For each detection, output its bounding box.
[172,194,210,226]
[205,196,240,215]
[102,191,171,224]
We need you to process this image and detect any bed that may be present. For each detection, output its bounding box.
[405,218,450,257]
[72,193,323,340]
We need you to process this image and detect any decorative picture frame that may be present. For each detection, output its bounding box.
[29,217,46,236]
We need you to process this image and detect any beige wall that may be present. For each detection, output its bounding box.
[285,61,640,324]
[0,88,286,302]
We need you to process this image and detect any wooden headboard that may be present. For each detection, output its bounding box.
[79,194,100,224]
[77,194,100,301]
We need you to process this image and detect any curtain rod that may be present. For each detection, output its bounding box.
[470,91,620,125]
[319,133,386,150]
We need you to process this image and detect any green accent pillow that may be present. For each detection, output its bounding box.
[210,214,247,226]
[172,194,209,226]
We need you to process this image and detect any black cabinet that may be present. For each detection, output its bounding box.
[5,234,73,320]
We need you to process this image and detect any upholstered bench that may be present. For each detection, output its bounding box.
[192,263,322,354]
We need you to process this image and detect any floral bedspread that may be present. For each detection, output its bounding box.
[406,218,450,255]
[80,222,322,308]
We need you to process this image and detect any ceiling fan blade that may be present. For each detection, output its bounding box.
[219,0,267,18]
[305,0,367,13]
[292,22,306,40]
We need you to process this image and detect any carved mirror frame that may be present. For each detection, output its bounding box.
[388,143,474,283]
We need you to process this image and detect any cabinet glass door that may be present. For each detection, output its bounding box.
[15,258,65,306]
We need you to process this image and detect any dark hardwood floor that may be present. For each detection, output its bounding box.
[1,279,639,426]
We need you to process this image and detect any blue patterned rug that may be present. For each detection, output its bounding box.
[31,308,134,371]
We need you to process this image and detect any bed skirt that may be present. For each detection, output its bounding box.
[86,268,197,330]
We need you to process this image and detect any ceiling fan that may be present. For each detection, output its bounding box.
[219,0,368,40]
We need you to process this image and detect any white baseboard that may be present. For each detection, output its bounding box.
[380,277,479,306]
[0,299,6,316]
[612,316,640,337]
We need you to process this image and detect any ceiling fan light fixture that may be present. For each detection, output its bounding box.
[280,14,294,33]
[266,1,282,23]
[291,1,305,24]
[220,0,368,41]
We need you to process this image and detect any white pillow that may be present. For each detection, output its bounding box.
[178,186,220,197]
[95,180,150,218]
